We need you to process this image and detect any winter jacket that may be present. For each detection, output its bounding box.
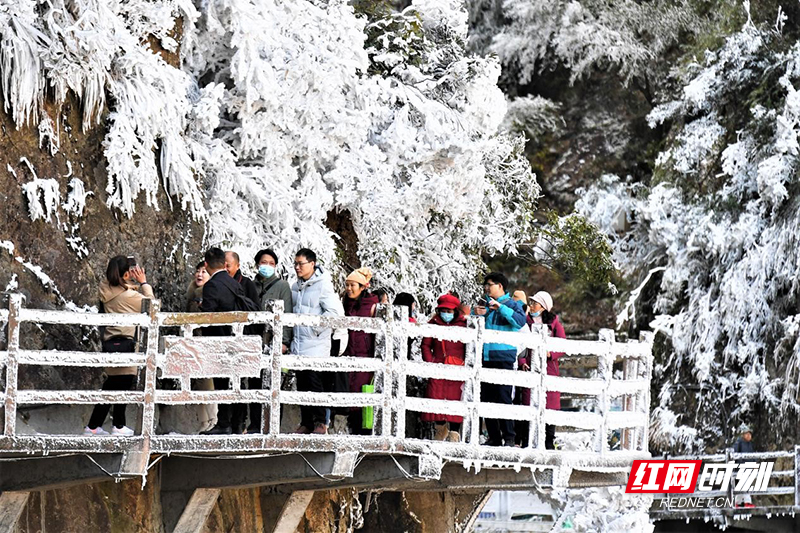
[733,437,755,454]
[518,314,566,410]
[254,273,294,347]
[232,269,261,336]
[100,280,154,341]
[290,268,344,357]
[200,270,246,336]
[99,279,154,376]
[421,313,468,423]
[343,293,379,393]
[185,281,203,313]
[479,293,527,363]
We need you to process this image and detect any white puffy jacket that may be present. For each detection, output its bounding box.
[290,268,345,357]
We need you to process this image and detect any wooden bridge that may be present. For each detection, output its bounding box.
[0,293,654,532]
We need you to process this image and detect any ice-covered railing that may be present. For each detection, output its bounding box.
[0,293,653,466]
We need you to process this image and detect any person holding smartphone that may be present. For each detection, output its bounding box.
[474,272,527,446]
[85,255,153,436]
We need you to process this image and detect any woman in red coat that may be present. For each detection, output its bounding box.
[517,291,565,449]
[342,267,379,434]
[421,293,468,442]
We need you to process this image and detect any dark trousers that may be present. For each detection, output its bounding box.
[297,370,327,429]
[516,422,556,449]
[481,359,515,444]
[88,375,136,429]
[88,337,137,429]
[213,377,247,429]
[248,376,263,429]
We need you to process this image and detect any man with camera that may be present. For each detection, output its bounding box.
[474,272,527,446]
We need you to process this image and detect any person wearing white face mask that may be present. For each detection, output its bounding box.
[248,248,293,433]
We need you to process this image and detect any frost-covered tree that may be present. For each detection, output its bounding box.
[577,6,800,451]
[0,0,538,307]
[468,0,705,88]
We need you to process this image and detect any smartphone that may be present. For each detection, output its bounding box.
[477,296,490,307]
[127,256,137,269]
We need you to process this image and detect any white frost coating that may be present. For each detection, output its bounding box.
[62,178,93,217]
[0,240,14,255]
[21,173,60,223]
[578,17,800,451]
[38,111,59,155]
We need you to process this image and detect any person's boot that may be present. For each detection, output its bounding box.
[294,425,311,434]
[434,423,449,441]
[312,423,328,434]
[201,424,232,435]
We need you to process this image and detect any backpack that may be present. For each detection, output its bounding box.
[233,291,261,313]
[223,283,261,312]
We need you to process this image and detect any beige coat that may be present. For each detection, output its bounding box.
[99,280,154,376]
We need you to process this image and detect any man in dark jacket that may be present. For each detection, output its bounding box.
[248,248,294,433]
[474,272,527,446]
[200,247,248,435]
[733,424,755,507]
[225,251,259,304]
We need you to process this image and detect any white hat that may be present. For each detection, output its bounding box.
[530,291,553,312]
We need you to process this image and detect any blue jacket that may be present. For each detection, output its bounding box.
[481,293,527,362]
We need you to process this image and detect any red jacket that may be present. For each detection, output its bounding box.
[519,314,565,410]
[420,313,468,423]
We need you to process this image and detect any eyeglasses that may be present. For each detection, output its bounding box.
[293,261,312,268]
[483,282,498,288]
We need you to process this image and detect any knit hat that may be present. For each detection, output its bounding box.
[346,267,373,286]
[436,293,461,310]
[512,290,527,302]
[530,291,553,312]
[739,424,752,434]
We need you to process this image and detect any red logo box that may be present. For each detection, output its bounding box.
[626,460,702,493]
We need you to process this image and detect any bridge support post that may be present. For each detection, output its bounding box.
[270,491,314,533]
[0,491,29,533]
[170,488,220,533]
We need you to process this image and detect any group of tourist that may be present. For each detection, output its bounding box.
[85,247,565,449]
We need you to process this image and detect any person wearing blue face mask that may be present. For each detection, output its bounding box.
[421,293,468,442]
[248,248,294,434]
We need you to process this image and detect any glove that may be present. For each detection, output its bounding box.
[332,328,349,355]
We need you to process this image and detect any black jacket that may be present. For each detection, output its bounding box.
[233,270,259,304]
[201,270,245,336]
[233,269,262,336]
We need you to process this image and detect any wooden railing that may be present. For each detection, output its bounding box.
[0,293,654,469]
